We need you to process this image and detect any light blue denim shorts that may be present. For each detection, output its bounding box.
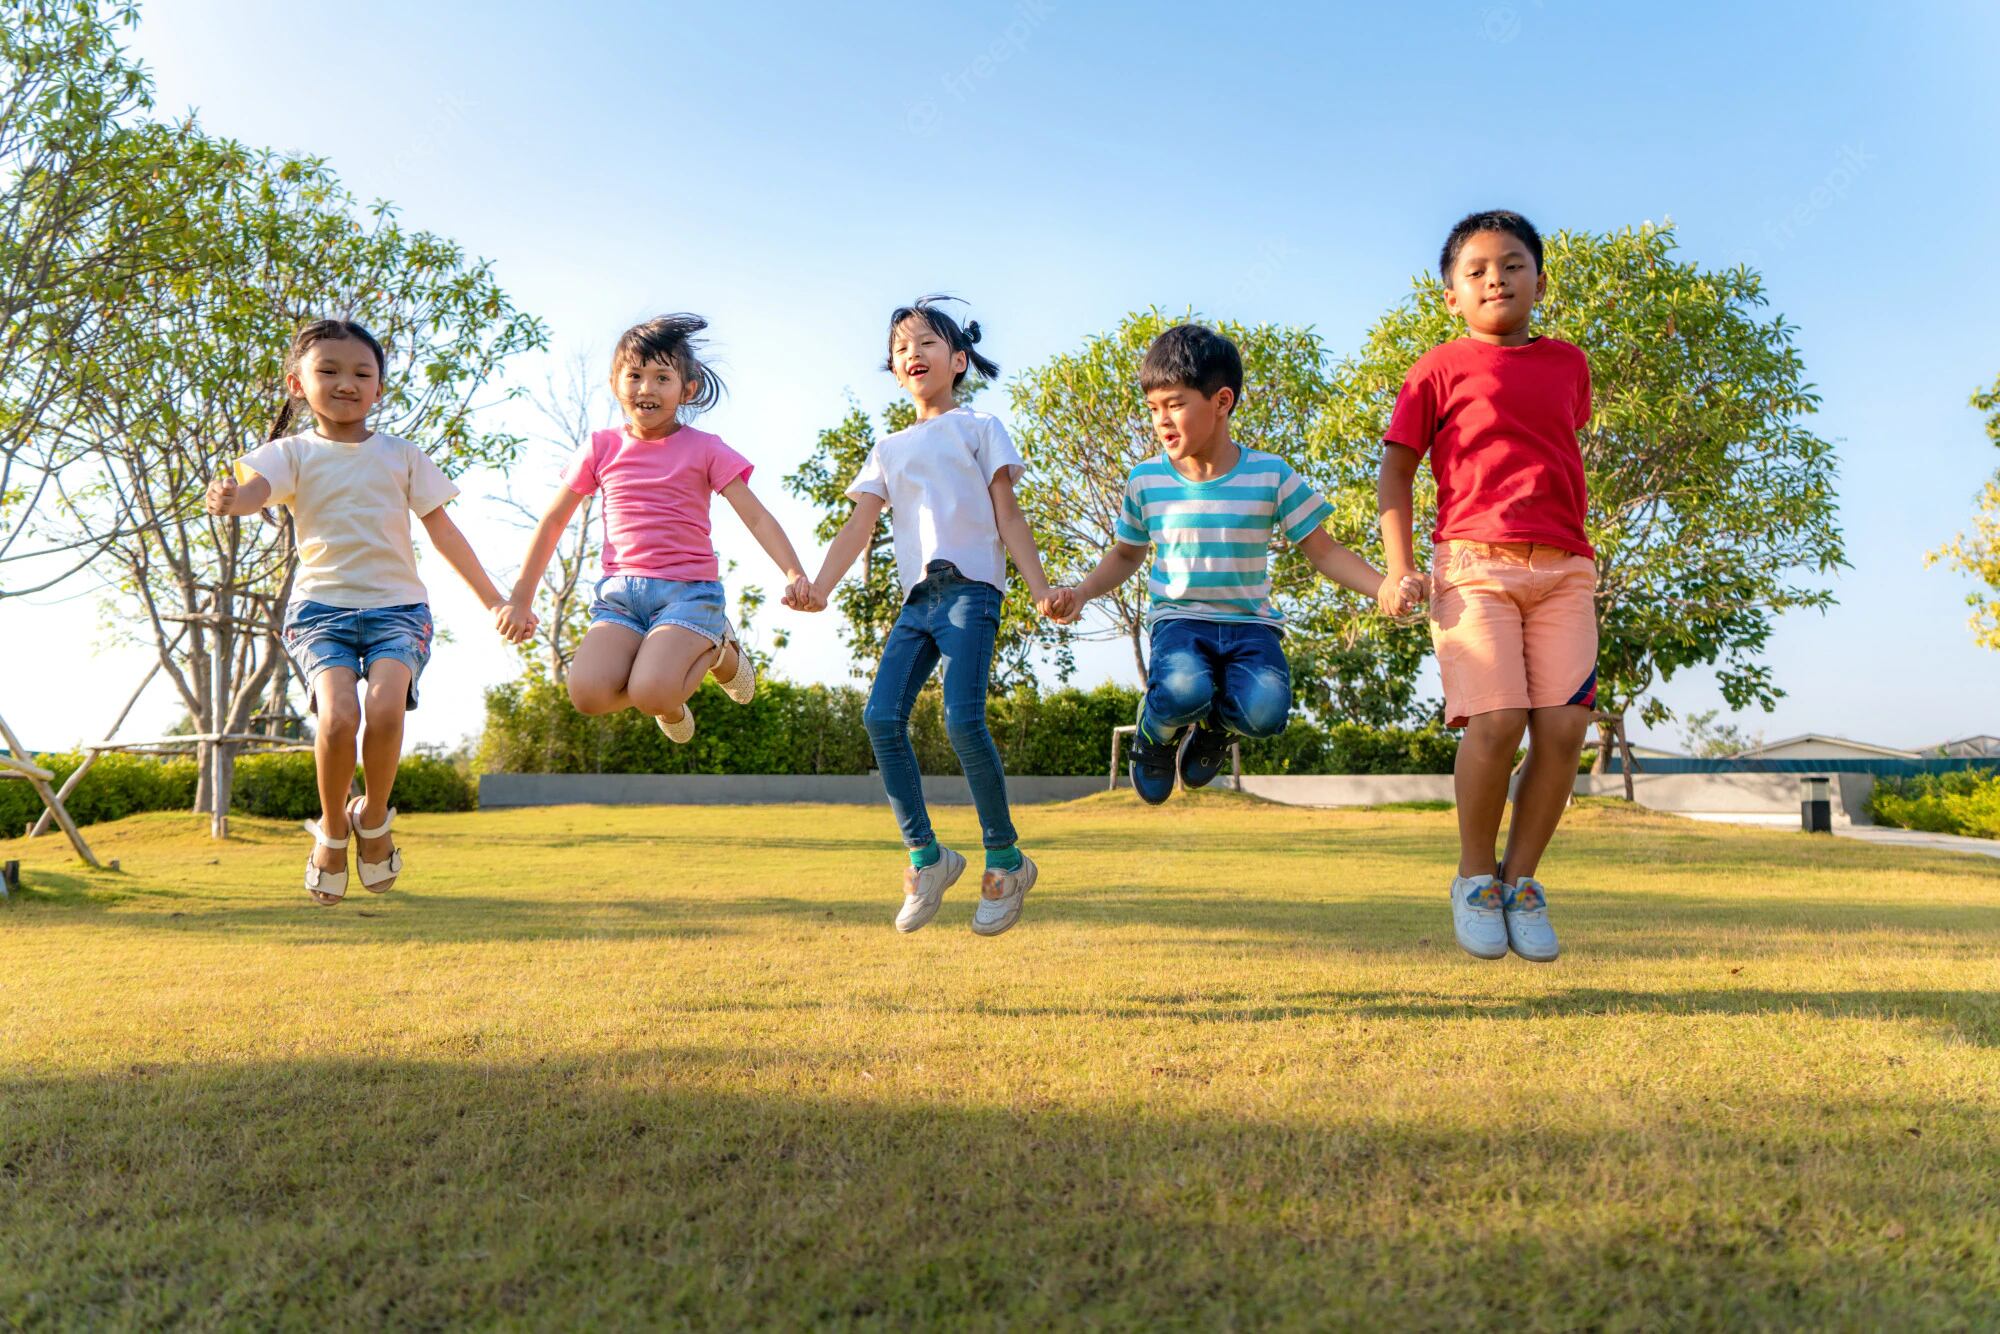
[589,575,728,644]
[282,600,433,709]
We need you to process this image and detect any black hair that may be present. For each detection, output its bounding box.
[1138,323,1242,412]
[884,294,998,389]
[268,318,387,440]
[1438,209,1544,284]
[612,313,725,416]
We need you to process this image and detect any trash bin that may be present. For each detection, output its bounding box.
[1800,775,1832,833]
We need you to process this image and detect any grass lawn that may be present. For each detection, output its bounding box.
[3,794,1998,1329]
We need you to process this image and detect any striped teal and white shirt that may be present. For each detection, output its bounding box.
[1114,447,1334,628]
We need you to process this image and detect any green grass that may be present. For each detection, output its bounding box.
[3,795,1998,1329]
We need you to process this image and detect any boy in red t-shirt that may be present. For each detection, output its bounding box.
[1378,210,1596,964]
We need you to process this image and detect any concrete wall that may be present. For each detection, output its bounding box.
[480,773,1103,808]
[481,769,1877,823]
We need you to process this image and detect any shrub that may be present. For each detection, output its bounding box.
[0,751,199,838]
[1866,769,2000,839]
[231,750,479,820]
[478,673,1461,778]
[389,752,476,813]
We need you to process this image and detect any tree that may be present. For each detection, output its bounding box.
[0,3,240,597]
[37,130,545,831]
[500,350,608,685]
[783,388,1071,689]
[1926,374,2000,649]
[1008,309,1424,722]
[1318,222,1845,766]
[1678,708,1763,758]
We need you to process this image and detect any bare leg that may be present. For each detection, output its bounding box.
[627,626,722,722]
[708,638,740,686]
[1500,704,1594,882]
[567,623,644,715]
[1455,708,1527,878]
[356,660,412,867]
[311,668,361,892]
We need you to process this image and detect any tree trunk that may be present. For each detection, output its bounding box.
[1129,620,1147,683]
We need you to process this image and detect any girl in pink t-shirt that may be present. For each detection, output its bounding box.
[504,315,814,741]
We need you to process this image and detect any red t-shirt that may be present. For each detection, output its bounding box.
[1384,336,1593,558]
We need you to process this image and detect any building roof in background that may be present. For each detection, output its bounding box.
[1733,734,1922,760]
[1934,734,2000,757]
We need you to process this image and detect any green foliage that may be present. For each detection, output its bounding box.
[783,390,1068,688]
[0,752,197,838]
[1008,310,1422,724]
[1678,708,1763,758]
[1926,373,2000,650]
[1315,222,1845,737]
[1866,769,2000,839]
[478,673,1457,777]
[228,751,479,820]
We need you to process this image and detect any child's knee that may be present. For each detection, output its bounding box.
[862,700,908,738]
[319,697,360,741]
[568,679,619,715]
[1221,674,1291,738]
[943,704,992,748]
[626,680,685,717]
[1148,663,1214,726]
[1463,708,1529,751]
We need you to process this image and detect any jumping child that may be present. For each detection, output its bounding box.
[1378,210,1597,963]
[1050,322,1416,802]
[504,315,813,742]
[205,319,532,906]
[795,296,1060,937]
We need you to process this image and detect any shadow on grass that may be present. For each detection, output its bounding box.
[1,1052,1993,1328]
[961,986,2000,1045]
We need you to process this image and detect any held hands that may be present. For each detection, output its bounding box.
[493,597,538,645]
[781,574,826,613]
[1038,586,1081,624]
[203,475,238,516]
[1377,570,1430,622]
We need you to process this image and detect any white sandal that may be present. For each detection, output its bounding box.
[302,819,349,906]
[712,622,756,705]
[345,796,403,894]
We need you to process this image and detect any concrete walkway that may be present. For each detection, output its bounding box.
[1681,812,2000,861]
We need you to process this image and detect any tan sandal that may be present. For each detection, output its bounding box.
[345,796,402,894]
[302,819,348,906]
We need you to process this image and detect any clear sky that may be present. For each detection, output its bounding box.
[7,0,1998,754]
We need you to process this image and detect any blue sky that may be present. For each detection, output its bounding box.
[8,0,1998,752]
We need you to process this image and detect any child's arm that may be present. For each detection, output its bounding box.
[419,505,534,642]
[1376,444,1426,615]
[988,472,1057,613]
[502,485,585,637]
[204,472,272,516]
[802,493,887,611]
[718,479,814,609]
[1297,527,1418,605]
[1050,541,1147,623]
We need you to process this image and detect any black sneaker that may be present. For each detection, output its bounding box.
[1178,720,1233,790]
[1128,728,1180,805]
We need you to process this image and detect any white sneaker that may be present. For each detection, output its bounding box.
[1450,874,1509,959]
[712,624,756,705]
[1504,877,1560,962]
[971,852,1037,937]
[895,845,966,934]
[656,707,694,743]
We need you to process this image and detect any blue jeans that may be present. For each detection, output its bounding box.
[864,561,1016,851]
[282,600,433,710]
[1141,617,1292,744]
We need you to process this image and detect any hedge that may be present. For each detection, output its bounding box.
[479,674,1459,778]
[1866,769,2000,839]
[1,749,476,838]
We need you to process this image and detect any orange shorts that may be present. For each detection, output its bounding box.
[1429,541,1598,728]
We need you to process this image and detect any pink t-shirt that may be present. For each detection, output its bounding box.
[562,426,753,580]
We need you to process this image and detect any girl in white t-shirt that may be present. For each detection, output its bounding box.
[205,320,531,906]
[796,296,1061,938]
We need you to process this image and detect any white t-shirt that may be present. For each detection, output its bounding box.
[236,430,460,609]
[845,407,1026,595]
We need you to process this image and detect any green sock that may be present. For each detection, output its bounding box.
[909,841,941,869]
[986,845,1023,873]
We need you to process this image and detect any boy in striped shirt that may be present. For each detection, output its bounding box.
[1049,324,1418,804]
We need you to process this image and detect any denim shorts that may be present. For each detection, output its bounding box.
[282,600,433,709]
[589,575,728,644]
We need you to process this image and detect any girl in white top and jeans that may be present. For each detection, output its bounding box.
[798,297,1061,937]
[205,320,531,905]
